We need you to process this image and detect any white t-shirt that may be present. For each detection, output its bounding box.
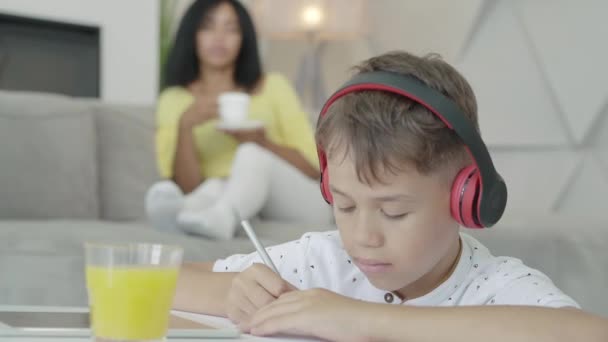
[213,231,579,308]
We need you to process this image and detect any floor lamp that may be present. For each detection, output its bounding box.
[250,0,367,114]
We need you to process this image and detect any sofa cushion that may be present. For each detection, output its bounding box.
[93,103,160,221]
[0,91,99,219]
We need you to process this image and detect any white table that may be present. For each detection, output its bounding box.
[0,306,318,341]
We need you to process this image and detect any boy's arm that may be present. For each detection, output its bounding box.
[249,289,608,342]
[175,235,312,319]
[173,261,296,324]
[369,305,608,342]
[173,262,236,315]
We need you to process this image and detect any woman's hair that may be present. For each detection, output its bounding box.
[163,0,263,91]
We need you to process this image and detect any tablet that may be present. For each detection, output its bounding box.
[0,310,240,338]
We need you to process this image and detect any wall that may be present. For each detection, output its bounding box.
[264,0,608,218]
[457,0,608,218]
[0,0,160,105]
[113,0,607,217]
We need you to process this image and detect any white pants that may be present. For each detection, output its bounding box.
[146,143,332,234]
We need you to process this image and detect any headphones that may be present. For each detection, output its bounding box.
[316,71,507,228]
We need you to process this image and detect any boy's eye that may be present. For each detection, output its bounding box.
[337,206,356,213]
[382,210,409,220]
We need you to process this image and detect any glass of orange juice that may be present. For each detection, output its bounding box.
[85,243,183,342]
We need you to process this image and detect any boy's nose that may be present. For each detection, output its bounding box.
[353,213,384,248]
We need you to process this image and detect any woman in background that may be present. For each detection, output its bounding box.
[146,0,330,240]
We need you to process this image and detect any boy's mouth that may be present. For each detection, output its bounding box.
[354,258,393,274]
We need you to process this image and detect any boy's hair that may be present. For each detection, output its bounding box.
[316,51,479,185]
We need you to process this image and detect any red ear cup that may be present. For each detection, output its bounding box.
[461,170,482,228]
[450,166,475,222]
[317,147,333,204]
[320,166,333,204]
[451,165,483,229]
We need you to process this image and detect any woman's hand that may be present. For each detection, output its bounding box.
[220,127,268,146]
[179,95,219,129]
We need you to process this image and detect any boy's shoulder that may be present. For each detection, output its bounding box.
[214,230,579,309]
[213,230,343,273]
[281,230,352,275]
[300,230,343,253]
[444,234,579,308]
[460,233,550,285]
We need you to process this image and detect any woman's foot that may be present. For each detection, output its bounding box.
[145,181,184,233]
[177,199,238,240]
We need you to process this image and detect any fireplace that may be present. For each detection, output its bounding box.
[0,13,100,98]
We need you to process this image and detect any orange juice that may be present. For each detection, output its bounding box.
[86,266,179,340]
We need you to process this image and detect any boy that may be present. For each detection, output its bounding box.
[174,51,608,341]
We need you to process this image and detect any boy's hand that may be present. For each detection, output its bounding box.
[246,288,369,341]
[225,263,296,326]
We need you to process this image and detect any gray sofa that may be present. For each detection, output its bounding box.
[1,90,606,318]
[0,90,314,306]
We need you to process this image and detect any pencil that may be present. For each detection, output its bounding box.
[239,219,279,274]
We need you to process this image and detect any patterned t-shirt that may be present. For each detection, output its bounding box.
[213,231,579,308]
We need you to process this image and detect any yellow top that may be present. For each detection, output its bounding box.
[155,72,318,178]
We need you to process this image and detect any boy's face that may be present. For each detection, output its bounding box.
[328,149,461,298]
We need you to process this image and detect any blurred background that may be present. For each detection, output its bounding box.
[1,0,607,315]
[2,0,606,219]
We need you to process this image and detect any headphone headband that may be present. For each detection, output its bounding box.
[318,71,507,227]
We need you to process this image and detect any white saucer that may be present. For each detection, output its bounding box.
[216,120,264,131]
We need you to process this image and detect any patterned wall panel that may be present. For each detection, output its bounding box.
[490,151,581,216]
[594,104,608,171]
[554,154,608,216]
[455,0,608,216]
[457,0,570,146]
[514,0,608,144]
[365,0,483,61]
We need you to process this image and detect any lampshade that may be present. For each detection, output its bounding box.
[248,0,368,40]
